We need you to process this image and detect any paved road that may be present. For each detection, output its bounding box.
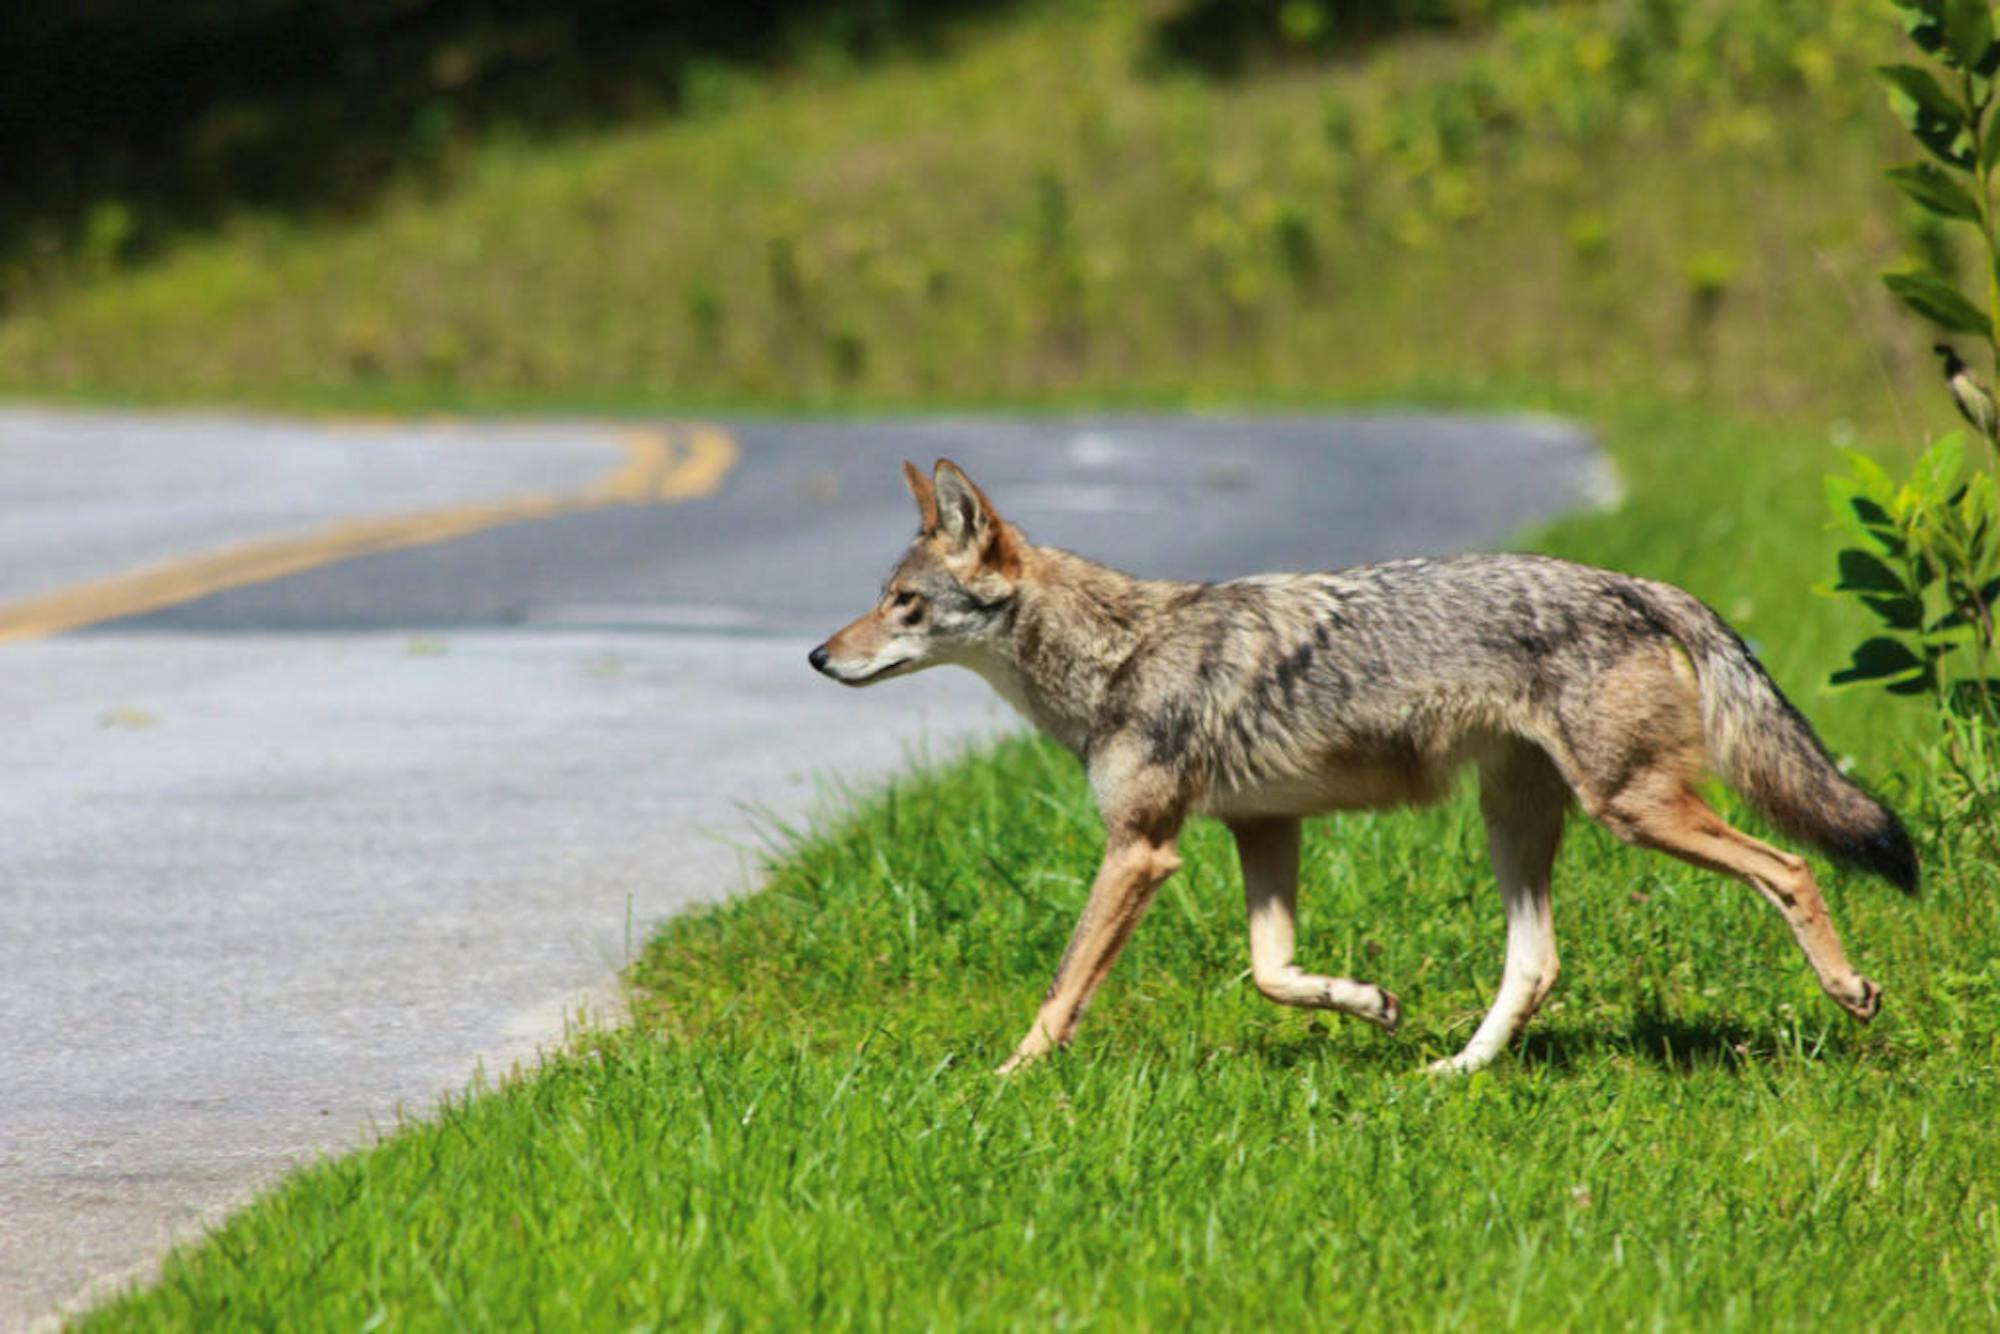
[0,407,1609,1328]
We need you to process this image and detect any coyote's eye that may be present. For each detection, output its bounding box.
[890,589,925,623]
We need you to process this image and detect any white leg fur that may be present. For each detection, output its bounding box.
[1232,817,1401,1031]
[1432,749,1567,1074]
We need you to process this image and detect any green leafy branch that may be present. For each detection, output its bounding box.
[1822,435,1999,716]
[1823,0,2000,778]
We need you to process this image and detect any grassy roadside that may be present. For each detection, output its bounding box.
[78,393,2000,1328]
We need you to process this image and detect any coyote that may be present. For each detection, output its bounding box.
[809,460,1917,1075]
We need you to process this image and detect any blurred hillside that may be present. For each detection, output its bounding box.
[0,0,1966,439]
[0,0,1014,265]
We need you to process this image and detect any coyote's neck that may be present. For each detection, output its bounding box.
[972,546,1190,756]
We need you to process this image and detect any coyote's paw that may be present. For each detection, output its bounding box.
[1365,986,1402,1034]
[995,1031,1056,1077]
[1841,976,1883,1024]
[1425,1053,1484,1077]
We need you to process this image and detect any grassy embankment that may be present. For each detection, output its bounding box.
[0,1,1964,433]
[33,1,1999,1326]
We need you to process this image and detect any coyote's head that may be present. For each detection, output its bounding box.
[809,459,1022,686]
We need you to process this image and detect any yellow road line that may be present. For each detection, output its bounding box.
[655,423,740,501]
[0,421,740,645]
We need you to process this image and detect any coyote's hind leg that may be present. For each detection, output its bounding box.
[1595,774,1881,1022]
[1230,817,1401,1031]
[1432,743,1569,1075]
[1555,646,1880,1024]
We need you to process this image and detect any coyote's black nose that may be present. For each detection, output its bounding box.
[808,645,831,673]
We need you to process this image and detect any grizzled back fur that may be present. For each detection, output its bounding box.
[1034,553,1917,893]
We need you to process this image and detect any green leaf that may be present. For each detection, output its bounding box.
[1888,162,1986,219]
[1984,115,2000,169]
[1919,120,1977,168]
[1945,0,2000,75]
[1827,467,1912,557]
[1962,469,1998,529]
[1916,431,1969,497]
[1880,65,1978,166]
[1842,450,1899,501]
[1963,473,2000,577]
[1829,636,1930,690]
[1852,493,1904,534]
[1878,63,1968,123]
[1864,594,1928,629]
[1897,0,1952,58]
[1883,269,1994,334]
[1833,547,1910,593]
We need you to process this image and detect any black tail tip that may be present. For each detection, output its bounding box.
[1847,808,1920,895]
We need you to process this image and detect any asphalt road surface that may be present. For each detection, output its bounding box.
[0,406,1610,1328]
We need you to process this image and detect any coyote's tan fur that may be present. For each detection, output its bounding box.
[810,460,1917,1074]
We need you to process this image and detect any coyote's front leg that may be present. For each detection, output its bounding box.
[1230,816,1402,1031]
[997,826,1182,1075]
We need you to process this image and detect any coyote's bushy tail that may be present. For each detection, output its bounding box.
[1641,582,1919,894]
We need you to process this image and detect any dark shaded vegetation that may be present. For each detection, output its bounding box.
[1,0,1547,283]
[0,0,1016,274]
[1146,0,1529,76]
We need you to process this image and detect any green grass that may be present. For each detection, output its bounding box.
[79,395,2000,1329]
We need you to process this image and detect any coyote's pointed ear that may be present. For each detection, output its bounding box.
[932,458,1019,575]
[902,460,939,533]
[932,458,991,547]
